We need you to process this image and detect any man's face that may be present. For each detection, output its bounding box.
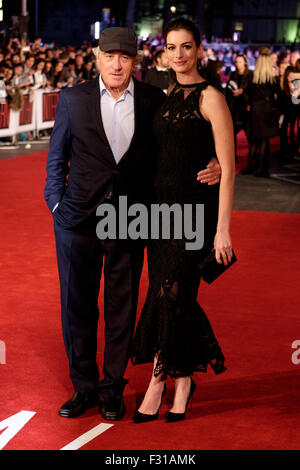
[291,51,300,67]
[75,55,84,67]
[97,50,135,91]
[160,51,169,68]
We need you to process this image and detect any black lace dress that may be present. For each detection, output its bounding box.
[131,81,227,380]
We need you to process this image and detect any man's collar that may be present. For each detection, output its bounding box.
[99,74,134,98]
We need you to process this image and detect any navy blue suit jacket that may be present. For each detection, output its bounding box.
[44,76,166,229]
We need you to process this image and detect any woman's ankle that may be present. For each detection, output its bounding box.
[169,376,192,413]
[138,378,165,414]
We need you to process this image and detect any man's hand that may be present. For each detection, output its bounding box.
[197,157,221,185]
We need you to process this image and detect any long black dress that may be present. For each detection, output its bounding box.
[131,81,227,380]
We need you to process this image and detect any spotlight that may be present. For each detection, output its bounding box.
[94,21,100,40]
[170,6,176,13]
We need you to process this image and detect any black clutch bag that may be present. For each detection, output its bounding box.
[198,250,237,284]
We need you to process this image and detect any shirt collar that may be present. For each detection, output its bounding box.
[99,74,134,99]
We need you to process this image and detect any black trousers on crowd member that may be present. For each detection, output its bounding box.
[233,122,249,160]
[280,114,298,158]
[53,216,145,396]
[244,138,270,175]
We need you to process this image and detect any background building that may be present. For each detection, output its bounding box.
[1,0,300,45]
[212,0,300,43]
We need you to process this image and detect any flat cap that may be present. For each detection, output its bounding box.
[93,27,138,57]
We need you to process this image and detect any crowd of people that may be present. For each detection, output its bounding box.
[0,32,299,171]
[0,37,98,96]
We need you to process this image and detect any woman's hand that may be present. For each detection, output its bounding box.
[232,88,243,97]
[214,230,233,265]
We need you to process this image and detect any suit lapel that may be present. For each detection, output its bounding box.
[85,76,115,164]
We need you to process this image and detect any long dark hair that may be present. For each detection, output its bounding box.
[164,18,201,82]
[235,54,249,74]
[164,18,201,47]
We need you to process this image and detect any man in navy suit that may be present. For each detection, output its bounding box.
[44,27,221,420]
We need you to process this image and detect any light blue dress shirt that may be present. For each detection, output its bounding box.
[52,77,135,214]
[99,74,135,164]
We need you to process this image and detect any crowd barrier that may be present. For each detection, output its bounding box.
[0,89,60,141]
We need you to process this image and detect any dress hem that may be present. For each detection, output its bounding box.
[131,356,227,380]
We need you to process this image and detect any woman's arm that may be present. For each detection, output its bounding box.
[200,86,236,265]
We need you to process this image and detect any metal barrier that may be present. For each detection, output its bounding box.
[0,88,60,143]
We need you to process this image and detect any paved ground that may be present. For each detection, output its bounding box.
[235,163,300,213]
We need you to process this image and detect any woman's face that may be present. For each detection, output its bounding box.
[56,62,63,72]
[279,62,288,76]
[5,68,13,80]
[15,66,23,76]
[287,72,296,93]
[165,29,200,75]
[37,61,45,71]
[235,56,245,72]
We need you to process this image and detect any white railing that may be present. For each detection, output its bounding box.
[0,88,61,142]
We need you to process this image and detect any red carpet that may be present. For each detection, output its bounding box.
[0,144,300,450]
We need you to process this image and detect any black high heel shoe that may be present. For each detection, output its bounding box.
[165,377,196,423]
[133,383,166,423]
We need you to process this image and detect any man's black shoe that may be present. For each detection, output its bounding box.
[58,391,100,418]
[100,393,125,420]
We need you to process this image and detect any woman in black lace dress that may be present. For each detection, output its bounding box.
[131,18,235,423]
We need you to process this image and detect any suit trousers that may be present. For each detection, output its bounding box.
[53,215,144,395]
